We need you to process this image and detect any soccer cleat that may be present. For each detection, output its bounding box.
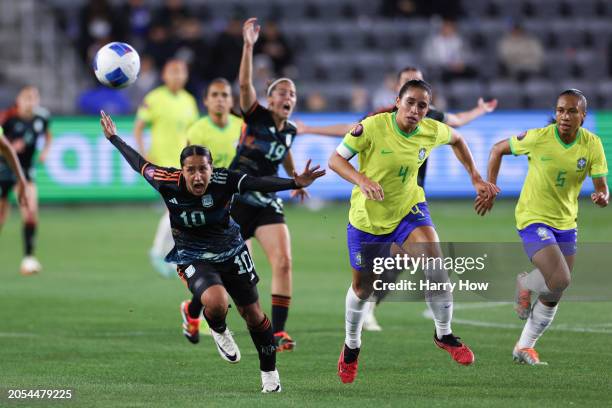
[261,369,282,393]
[515,272,532,320]
[149,249,176,278]
[180,300,204,344]
[433,332,475,366]
[363,305,382,332]
[337,346,359,383]
[210,328,241,363]
[274,331,296,352]
[513,344,548,365]
[20,256,41,276]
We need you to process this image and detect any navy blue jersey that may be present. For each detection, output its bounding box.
[0,111,49,181]
[110,134,298,264]
[230,103,297,207]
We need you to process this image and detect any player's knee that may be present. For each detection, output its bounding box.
[550,274,571,293]
[272,254,292,276]
[204,303,228,321]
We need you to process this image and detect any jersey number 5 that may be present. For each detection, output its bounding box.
[555,170,567,187]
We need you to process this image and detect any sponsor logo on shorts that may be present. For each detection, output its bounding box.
[355,251,363,267]
[185,265,196,278]
[536,227,551,241]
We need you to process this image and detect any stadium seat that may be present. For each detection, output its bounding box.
[524,79,557,108]
[489,80,523,109]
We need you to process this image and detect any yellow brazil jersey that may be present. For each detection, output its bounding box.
[136,86,199,167]
[338,112,451,235]
[186,114,243,168]
[510,124,608,230]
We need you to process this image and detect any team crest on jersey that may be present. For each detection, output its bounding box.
[201,194,214,208]
[577,157,587,171]
[33,119,44,133]
[536,227,550,241]
[144,165,155,179]
[418,147,427,161]
[184,265,196,278]
[350,124,364,137]
[516,131,527,141]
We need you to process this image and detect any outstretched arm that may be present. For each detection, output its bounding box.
[475,138,511,215]
[101,111,148,173]
[296,122,353,137]
[239,159,325,193]
[445,98,498,128]
[239,17,260,113]
[448,127,499,201]
[282,151,309,201]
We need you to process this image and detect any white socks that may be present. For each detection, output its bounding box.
[520,269,552,296]
[517,300,558,349]
[152,213,173,255]
[345,286,368,349]
[424,266,454,338]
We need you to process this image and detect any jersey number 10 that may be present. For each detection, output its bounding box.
[180,211,206,227]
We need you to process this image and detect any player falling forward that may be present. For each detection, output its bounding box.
[230,17,306,351]
[476,89,608,365]
[299,66,497,331]
[101,111,324,392]
[134,59,199,278]
[0,86,51,275]
[330,79,499,383]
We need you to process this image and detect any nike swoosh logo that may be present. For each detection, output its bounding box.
[381,150,393,154]
[216,343,238,361]
[541,157,553,161]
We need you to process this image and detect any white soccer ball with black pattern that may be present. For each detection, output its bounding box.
[93,42,140,88]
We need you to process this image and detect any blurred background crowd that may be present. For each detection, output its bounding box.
[0,0,610,114]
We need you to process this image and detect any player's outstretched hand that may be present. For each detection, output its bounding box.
[295,120,309,134]
[478,97,498,113]
[591,191,609,207]
[291,188,310,202]
[474,194,495,216]
[357,174,384,201]
[243,17,260,46]
[293,159,326,188]
[473,178,500,201]
[100,110,117,139]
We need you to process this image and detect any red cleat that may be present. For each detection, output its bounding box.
[180,300,201,344]
[434,332,475,366]
[337,346,359,383]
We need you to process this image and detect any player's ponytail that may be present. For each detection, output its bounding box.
[180,145,213,167]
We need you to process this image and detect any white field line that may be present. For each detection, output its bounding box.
[422,303,612,334]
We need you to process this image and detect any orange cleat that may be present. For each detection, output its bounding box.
[514,272,532,320]
[180,300,201,344]
[274,331,296,352]
[434,332,475,366]
[337,346,359,383]
[513,344,548,365]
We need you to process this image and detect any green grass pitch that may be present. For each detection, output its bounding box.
[0,199,610,407]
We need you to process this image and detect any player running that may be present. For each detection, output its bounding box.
[187,77,243,168]
[135,59,199,277]
[330,79,499,383]
[0,126,30,223]
[476,89,608,365]
[230,17,305,351]
[0,86,52,275]
[101,111,324,393]
[299,66,497,331]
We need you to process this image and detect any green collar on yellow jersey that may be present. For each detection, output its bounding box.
[206,115,231,131]
[392,111,419,138]
[554,126,581,149]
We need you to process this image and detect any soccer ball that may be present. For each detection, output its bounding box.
[93,42,140,88]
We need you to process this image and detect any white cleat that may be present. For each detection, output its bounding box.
[261,369,282,393]
[363,304,382,332]
[210,328,241,364]
[512,344,548,366]
[20,256,42,275]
